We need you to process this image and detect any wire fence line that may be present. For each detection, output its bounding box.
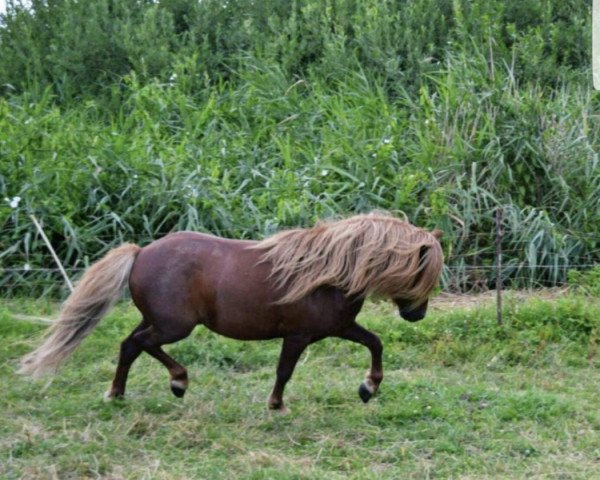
[2,208,599,299]
[3,263,600,274]
[2,262,598,296]
[3,228,598,247]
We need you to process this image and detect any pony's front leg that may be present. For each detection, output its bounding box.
[268,335,313,413]
[337,324,383,403]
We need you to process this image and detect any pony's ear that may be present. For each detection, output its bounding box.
[431,229,443,239]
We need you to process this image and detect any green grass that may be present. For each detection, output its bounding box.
[1,294,599,479]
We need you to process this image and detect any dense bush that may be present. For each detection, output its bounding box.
[0,0,592,99]
[0,0,598,295]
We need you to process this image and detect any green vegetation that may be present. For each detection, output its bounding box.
[568,266,600,297]
[1,0,598,295]
[1,295,599,478]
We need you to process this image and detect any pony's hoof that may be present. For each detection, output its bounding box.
[103,390,123,402]
[358,382,374,403]
[269,404,290,415]
[267,398,290,414]
[170,380,187,398]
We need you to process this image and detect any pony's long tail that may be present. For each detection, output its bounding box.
[19,243,141,378]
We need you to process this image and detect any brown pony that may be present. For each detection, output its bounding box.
[20,212,443,411]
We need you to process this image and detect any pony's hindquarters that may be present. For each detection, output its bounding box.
[19,243,141,378]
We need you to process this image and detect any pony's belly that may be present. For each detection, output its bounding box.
[200,306,284,341]
[202,321,281,341]
[203,292,361,341]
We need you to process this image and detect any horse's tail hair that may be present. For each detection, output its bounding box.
[19,243,141,378]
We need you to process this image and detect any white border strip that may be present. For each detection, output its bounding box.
[594,0,600,89]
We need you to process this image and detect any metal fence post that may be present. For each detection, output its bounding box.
[495,208,504,326]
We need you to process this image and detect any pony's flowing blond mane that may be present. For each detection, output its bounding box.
[253,212,444,304]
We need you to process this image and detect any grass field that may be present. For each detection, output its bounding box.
[1,293,599,479]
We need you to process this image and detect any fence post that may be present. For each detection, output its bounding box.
[495,208,504,326]
[30,214,74,293]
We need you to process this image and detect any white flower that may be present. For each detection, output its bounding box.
[8,196,21,209]
[184,184,199,198]
[321,169,329,176]
[23,263,31,271]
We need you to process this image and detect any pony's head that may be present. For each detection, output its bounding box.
[392,229,443,322]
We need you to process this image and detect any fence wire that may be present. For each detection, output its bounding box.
[1,215,599,297]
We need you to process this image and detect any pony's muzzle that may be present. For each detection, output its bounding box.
[395,298,429,322]
[399,308,426,322]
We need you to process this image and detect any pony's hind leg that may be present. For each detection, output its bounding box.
[105,319,149,400]
[133,324,193,398]
[337,324,383,403]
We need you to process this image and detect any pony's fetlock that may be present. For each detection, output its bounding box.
[170,379,187,398]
